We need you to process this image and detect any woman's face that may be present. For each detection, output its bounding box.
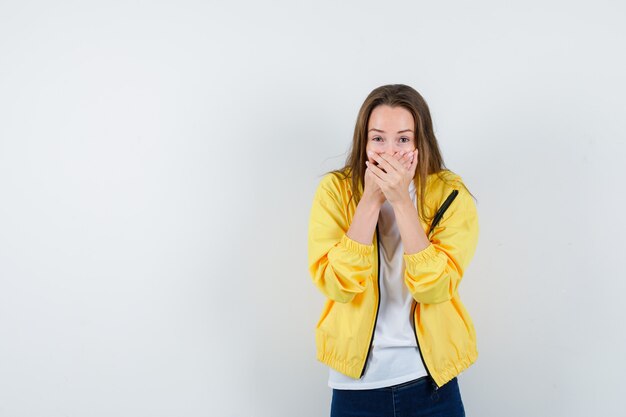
[366,105,416,167]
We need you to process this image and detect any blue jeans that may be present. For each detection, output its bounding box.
[330,376,465,417]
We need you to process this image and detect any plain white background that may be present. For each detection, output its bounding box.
[1,1,625,416]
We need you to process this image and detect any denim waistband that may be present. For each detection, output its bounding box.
[367,375,432,392]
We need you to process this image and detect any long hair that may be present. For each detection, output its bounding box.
[327,84,475,224]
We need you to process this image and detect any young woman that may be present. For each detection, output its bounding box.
[307,84,479,417]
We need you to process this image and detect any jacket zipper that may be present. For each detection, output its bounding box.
[411,300,439,390]
[359,225,381,378]
[359,233,439,389]
[413,188,457,389]
[358,190,458,384]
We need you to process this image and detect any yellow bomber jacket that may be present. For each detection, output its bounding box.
[307,169,479,388]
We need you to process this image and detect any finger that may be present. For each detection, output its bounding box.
[391,150,411,165]
[391,150,405,160]
[366,160,386,181]
[367,153,390,174]
[400,151,413,170]
[392,151,412,171]
[365,167,385,191]
[366,160,386,179]
[369,169,386,190]
[367,152,389,173]
[409,149,418,174]
[378,152,406,173]
[394,151,413,171]
[365,163,376,180]
[368,152,396,174]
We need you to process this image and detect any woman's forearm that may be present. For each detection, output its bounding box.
[393,198,431,255]
[346,197,381,245]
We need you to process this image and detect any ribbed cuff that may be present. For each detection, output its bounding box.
[403,243,438,264]
[340,234,374,256]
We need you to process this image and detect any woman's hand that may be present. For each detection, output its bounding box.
[362,165,386,206]
[362,151,414,207]
[366,149,419,206]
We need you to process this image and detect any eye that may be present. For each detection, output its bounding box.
[371,136,383,142]
[400,137,411,143]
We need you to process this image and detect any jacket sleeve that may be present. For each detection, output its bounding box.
[403,185,479,305]
[308,177,374,303]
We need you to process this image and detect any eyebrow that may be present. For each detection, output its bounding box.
[368,128,414,134]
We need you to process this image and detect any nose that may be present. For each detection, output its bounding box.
[383,143,401,154]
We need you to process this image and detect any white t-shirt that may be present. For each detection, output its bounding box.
[328,181,428,390]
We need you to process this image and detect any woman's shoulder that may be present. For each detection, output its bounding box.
[425,169,474,205]
[316,168,353,195]
[428,169,463,187]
